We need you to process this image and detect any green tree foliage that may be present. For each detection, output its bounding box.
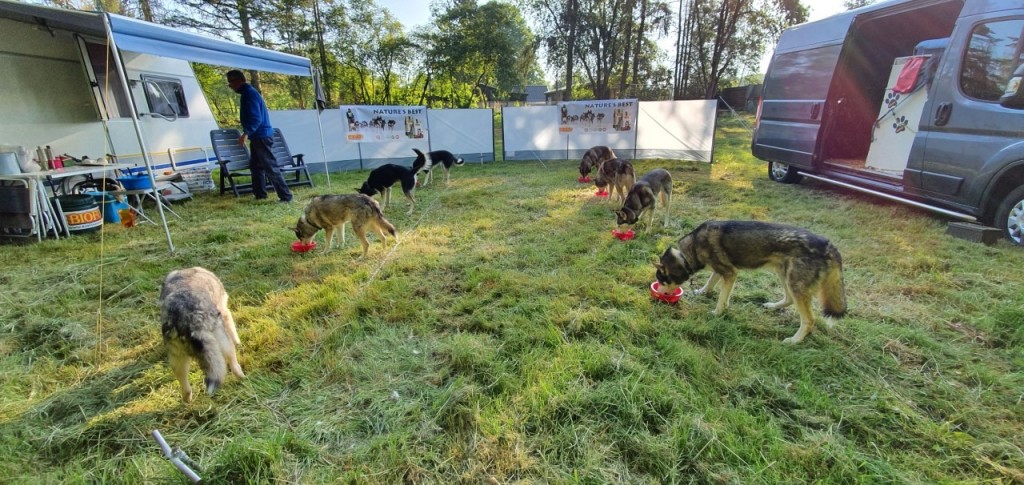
[672,0,807,99]
[524,0,673,100]
[844,0,876,9]
[335,1,418,105]
[418,0,539,107]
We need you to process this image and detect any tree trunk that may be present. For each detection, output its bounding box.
[138,0,154,22]
[564,0,577,101]
[618,1,635,98]
[312,0,332,106]
[630,0,648,99]
[236,0,260,91]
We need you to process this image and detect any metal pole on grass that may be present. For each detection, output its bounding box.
[103,14,174,253]
[312,68,331,189]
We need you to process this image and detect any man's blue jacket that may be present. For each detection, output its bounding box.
[238,83,274,139]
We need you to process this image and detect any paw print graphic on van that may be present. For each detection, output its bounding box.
[892,115,908,134]
[885,92,900,109]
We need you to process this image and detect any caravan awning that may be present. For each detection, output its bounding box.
[106,15,311,76]
[0,0,311,76]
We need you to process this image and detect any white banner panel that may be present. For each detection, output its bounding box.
[269,109,359,170]
[502,105,564,161]
[426,108,495,163]
[342,105,428,143]
[558,99,638,136]
[635,100,717,162]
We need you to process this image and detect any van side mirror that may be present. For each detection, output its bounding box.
[999,64,1024,109]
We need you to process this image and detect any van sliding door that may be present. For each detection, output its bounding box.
[753,45,842,167]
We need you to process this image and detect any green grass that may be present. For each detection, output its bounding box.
[1,115,1022,483]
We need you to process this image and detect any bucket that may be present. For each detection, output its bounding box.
[53,194,102,234]
[0,152,19,175]
[117,174,153,190]
[88,192,130,224]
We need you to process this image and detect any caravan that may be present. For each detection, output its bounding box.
[0,0,321,251]
[753,0,1024,245]
[0,1,219,174]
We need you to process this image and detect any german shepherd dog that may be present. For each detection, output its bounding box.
[294,194,396,256]
[357,164,417,214]
[655,221,847,344]
[579,145,616,179]
[412,148,464,187]
[595,157,635,203]
[615,168,672,232]
[159,267,244,402]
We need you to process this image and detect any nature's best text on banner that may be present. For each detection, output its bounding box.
[557,99,638,136]
[342,105,428,143]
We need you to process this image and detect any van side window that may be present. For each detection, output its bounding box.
[960,19,1024,101]
[764,45,843,99]
[140,74,190,118]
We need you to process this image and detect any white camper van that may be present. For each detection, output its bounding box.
[0,2,219,174]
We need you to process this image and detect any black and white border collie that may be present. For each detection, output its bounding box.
[357,164,417,214]
[411,148,465,187]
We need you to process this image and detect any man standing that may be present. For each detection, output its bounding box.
[226,70,292,202]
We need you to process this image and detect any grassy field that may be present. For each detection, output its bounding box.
[1,115,1022,483]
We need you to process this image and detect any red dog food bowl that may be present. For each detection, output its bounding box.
[578,176,591,183]
[291,240,317,253]
[594,190,609,197]
[650,281,684,304]
[612,228,635,240]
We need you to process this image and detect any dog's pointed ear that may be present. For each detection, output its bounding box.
[668,247,684,262]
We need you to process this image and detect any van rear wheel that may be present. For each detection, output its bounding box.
[768,161,802,184]
[995,185,1024,246]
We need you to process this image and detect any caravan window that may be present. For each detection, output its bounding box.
[961,19,1024,101]
[141,75,190,118]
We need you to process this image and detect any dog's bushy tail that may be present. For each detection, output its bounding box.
[199,333,228,396]
[819,245,847,317]
[370,199,397,237]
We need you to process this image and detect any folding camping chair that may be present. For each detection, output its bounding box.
[210,128,313,196]
[271,128,314,190]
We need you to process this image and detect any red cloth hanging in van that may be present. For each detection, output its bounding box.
[893,56,928,94]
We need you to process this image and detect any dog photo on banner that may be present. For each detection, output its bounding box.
[558,99,638,134]
[343,105,429,142]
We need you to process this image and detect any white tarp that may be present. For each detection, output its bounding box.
[502,105,564,161]
[425,109,494,163]
[269,109,358,170]
[503,100,717,163]
[270,108,494,170]
[635,100,717,162]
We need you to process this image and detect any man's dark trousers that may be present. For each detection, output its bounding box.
[249,136,292,201]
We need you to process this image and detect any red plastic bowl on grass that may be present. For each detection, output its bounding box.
[291,240,317,253]
[578,176,591,183]
[611,228,635,241]
[594,190,609,197]
[650,281,684,304]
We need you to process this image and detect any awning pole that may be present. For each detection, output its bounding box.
[104,13,174,253]
[313,68,331,189]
